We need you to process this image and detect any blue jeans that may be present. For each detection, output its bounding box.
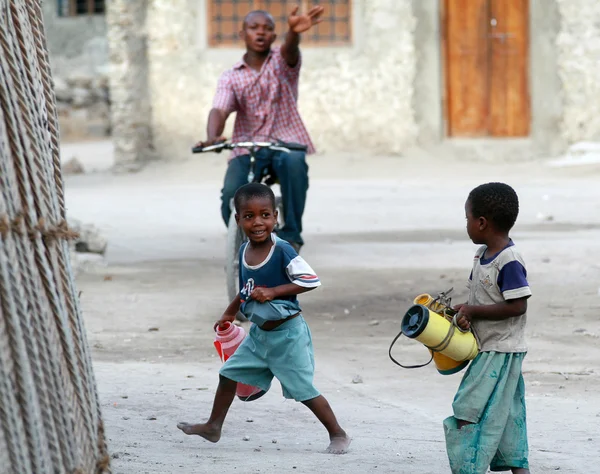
[221,148,309,246]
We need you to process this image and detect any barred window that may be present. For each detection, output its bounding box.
[58,0,105,17]
[208,1,352,47]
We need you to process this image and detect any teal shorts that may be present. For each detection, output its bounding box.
[444,351,529,474]
[219,316,320,402]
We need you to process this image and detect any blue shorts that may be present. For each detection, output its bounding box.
[219,316,320,402]
[443,351,529,473]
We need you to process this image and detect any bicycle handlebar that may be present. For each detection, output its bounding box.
[191,140,308,154]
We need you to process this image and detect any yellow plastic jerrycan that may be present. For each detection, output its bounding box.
[401,303,479,374]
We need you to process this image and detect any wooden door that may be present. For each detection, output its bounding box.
[443,0,530,137]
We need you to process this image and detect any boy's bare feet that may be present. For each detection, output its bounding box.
[176,422,221,443]
[326,432,351,454]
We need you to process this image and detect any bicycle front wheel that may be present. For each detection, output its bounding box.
[225,210,247,321]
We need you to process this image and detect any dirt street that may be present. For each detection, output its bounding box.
[64,145,600,473]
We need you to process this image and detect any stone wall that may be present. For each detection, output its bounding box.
[55,0,600,164]
[107,0,154,171]
[556,0,600,143]
[42,2,111,141]
[145,0,417,161]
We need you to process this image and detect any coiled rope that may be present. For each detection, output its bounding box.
[0,1,110,472]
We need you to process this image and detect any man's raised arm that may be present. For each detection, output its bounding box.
[281,5,324,67]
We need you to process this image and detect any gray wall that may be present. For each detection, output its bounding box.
[107,0,154,170]
[42,1,109,78]
[144,0,418,161]
[96,0,600,163]
[412,0,565,156]
[556,0,600,144]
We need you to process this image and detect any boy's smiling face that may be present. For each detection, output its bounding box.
[236,196,277,244]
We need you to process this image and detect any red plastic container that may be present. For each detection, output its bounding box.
[214,322,266,401]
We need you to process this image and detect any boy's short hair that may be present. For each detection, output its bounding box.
[234,183,276,213]
[468,182,519,232]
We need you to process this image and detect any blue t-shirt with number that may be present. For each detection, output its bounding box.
[238,235,320,324]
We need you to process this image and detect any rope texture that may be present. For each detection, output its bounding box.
[0,1,110,472]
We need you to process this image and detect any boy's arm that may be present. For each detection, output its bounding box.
[455,257,530,329]
[458,298,528,320]
[281,5,324,67]
[216,294,242,327]
[251,284,314,303]
[249,247,320,303]
[455,298,528,330]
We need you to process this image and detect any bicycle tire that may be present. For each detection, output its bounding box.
[225,211,247,321]
[274,196,284,231]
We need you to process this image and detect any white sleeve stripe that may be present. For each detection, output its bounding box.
[503,287,531,300]
[292,279,321,288]
[293,274,319,281]
[286,256,319,284]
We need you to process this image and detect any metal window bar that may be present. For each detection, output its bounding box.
[63,0,105,15]
[208,0,351,47]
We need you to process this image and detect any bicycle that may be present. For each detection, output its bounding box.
[192,139,308,321]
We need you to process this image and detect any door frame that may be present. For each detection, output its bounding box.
[440,0,530,138]
[411,0,564,153]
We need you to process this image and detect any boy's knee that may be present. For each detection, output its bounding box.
[218,375,237,387]
[300,394,322,406]
[456,419,475,430]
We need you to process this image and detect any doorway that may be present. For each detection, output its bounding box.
[443,0,530,137]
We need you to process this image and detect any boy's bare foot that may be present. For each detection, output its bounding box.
[176,422,221,443]
[326,433,351,454]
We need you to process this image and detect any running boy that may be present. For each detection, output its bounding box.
[177,183,350,454]
[445,183,531,474]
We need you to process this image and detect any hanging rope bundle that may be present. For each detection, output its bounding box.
[0,1,110,472]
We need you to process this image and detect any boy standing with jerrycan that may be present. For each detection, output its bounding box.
[177,183,350,454]
[446,183,531,474]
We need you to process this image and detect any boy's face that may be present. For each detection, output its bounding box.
[241,13,276,54]
[465,199,487,245]
[235,196,277,244]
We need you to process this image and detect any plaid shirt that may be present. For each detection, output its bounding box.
[212,46,315,159]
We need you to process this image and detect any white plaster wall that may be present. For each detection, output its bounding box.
[556,0,600,143]
[146,0,417,160]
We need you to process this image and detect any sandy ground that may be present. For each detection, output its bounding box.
[63,142,600,473]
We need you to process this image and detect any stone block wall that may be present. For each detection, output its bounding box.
[107,0,154,171]
[145,0,417,161]
[46,0,600,164]
[42,1,111,141]
[556,0,600,143]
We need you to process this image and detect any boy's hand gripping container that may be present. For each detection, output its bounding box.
[389,288,479,375]
[214,322,267,401]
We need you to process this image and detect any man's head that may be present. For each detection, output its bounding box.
[240,10,276,54]
[465,182,519,244]
[234,183,278,244]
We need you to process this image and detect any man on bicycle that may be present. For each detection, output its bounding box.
[196,5,324,252]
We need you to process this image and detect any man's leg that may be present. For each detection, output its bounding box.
[177,375,237,442]
[271,150,309,248]
[220,156,250,226]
